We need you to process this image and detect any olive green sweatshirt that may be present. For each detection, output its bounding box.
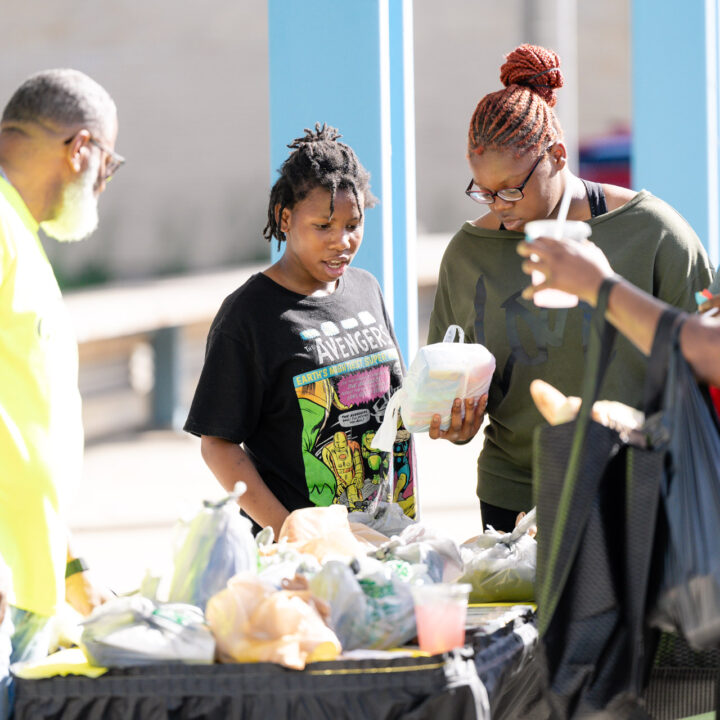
[428,190,715,511]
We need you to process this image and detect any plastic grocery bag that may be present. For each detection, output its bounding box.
[205,572,341,670]
[79,596,215,667]
[167,482,257,611]
[257,546,322,588]
[348,500,416,538]
[372,522,464,583]
[458,509,536,603]
[372,325,495,451]
[276,505,371,562]
[649,320,720,648]
[308,557,429,650]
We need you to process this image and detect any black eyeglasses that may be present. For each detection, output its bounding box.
[465,147,549,204]
[63,133,125,181]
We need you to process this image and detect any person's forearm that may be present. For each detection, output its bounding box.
[200,436,289,536]
[515,235,720,384]
[603,280,720,386]
[602,279,666,356]
[679,315,720,386]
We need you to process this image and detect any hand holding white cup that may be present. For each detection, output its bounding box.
[523,219,593,308]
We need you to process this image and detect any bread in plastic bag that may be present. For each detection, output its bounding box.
[167,482,258,611]
[79,596,215,667]
[372,325,495,451]
[458,509,537,603]
[205,572,341,669]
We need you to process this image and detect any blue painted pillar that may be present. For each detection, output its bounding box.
[268,0,418,361]
[632,0,720,265]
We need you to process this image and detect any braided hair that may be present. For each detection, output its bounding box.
[263,123,377,250]
[468,44,564,158]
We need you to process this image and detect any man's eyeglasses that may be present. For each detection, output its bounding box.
[63,133,125,182]
[465,147,549,204]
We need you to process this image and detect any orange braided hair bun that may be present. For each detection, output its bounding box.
[469,44,564,156]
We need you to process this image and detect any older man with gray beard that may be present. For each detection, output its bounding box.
[0,68,123,718]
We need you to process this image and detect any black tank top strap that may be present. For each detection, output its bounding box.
[580,178,608,217]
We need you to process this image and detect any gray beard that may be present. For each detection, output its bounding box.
[41,153,100,242]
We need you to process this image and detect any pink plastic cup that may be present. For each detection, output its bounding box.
[410,583,472,654]
[524,219,592,308]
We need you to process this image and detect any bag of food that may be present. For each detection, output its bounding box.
[167,482,257,611]
[205,573,341,670]
[458,509,537,603]
[348,500,416,538]
[372,325,495,451]
[308,557,428,651]
[80,596,215,667]
[372,522,464,583]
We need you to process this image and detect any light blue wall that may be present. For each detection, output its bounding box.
[267,0,418,361]
[632,0,720,265]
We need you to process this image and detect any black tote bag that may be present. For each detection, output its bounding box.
[648,311,720,648]
[533,279,666,719]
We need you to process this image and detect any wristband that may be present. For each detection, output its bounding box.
[596,274,622,308]
[65,557,89,579]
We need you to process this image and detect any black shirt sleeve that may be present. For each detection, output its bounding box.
[183,325,264,444]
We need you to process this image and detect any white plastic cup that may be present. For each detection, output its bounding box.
[410,583,471,654]
[524,219,592,308]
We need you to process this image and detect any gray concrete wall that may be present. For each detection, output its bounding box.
[0,0,630,285]
[1,1,270,285]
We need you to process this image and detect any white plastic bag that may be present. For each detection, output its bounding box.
[308,557,429,650]
[167,482,258,611]
[372,325,495,451]
[458,509,537,603]
[348,501,416,538]
[80,596,215,667]
[372,522,465,583]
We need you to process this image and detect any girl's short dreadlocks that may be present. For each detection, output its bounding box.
[263,123,377,250]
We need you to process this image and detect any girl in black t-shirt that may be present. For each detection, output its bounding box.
[185,124,421,535]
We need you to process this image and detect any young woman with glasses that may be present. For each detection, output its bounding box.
[427,43,715,533]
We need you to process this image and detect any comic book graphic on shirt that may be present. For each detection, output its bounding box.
[294,310,416,518]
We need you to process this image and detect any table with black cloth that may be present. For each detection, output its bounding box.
[13,649,489,720]
[12,609,543,720]
[12,611,720,719]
